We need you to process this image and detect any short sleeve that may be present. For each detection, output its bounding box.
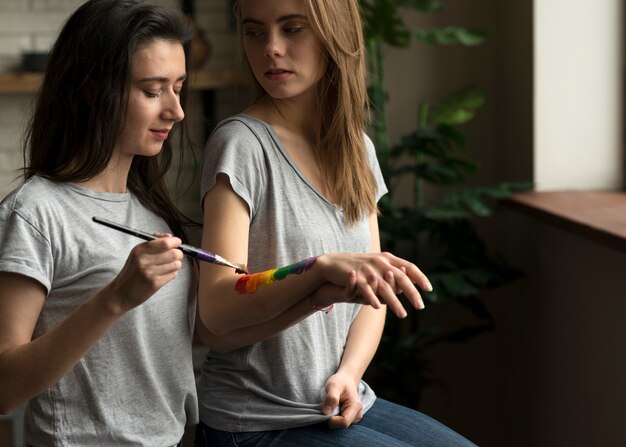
[0,205,53,293]
[364,133,388,202]
[200,117,270,219]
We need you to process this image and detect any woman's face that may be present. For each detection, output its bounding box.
[240,0,327,103]
[115,38,186,159]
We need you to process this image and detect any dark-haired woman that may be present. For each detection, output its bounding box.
[0,0,198,444]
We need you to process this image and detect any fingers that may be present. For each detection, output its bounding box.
[320,252,432,315]
[355,265,409,317]
[374,271,408,318]
[388,268,425,311]
[348,269,411,317]
[132,238,183,275]
[358,266,427,317]
[323,373,364,429]
[390,255,432,292]
[142,235,182,254]
[353,276,383,310]
[102,231,189,314]
[344,270,357,300]
[326,397,363,429]
[153,231,173,238]
[376,252,432,292]
[374,254,430,311]
[322,383,340,416]
[117,237,184,300]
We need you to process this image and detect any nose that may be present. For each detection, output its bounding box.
[163,92,185,122]
[264,31,284,58]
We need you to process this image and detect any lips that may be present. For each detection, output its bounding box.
[150,129,170,141]
[264,69,292,81]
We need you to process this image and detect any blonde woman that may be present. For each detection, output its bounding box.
[194,0,476,445]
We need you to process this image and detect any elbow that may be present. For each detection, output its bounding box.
[197,290,240,337]
[199,313,231,337]
[195,320,242,354]
[198,301,268,337]
[197,300,226,336]
[0,384,18,415]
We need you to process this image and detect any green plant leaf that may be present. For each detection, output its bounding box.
[358,0,532,409]
[423,183,530,221]
[391,126,471,161]
[436,124,466,147]
[433,272,479,297]
[393,135,450,158]
[393,157,477,184]
[361,0,411,47]
[429,86,486,125]
[462,193,493,216]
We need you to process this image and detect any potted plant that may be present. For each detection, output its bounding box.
[360,0,529,407]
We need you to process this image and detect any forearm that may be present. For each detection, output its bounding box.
[196,294,318,353]
[0,289,124,413]
[337,305,386,383]
[198,256,326,335]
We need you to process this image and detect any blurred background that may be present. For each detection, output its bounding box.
[0,1,624,446]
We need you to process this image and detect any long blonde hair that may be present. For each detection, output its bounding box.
[234,0,377,224]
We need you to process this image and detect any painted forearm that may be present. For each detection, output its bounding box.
[235,256,317,293]
[200,256,323,335]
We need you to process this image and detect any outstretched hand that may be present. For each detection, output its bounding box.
[316,252,431,318]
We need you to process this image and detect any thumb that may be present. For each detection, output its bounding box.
[322,383,340,415]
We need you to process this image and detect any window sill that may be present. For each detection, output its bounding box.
[506,190,626,254]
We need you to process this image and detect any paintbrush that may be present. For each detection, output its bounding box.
[92,216,248,274]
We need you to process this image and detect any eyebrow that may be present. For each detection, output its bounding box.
[242,14,308,26]
[138,75,187,83]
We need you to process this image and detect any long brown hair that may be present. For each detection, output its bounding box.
[22,0,196,241]
[233,0,377,224]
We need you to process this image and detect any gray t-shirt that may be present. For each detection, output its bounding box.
[197,115,388,432]
[0,176,198,446]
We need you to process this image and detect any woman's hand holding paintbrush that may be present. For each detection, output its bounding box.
[92,216,248,274]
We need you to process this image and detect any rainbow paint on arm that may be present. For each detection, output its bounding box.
[235,256,318,294]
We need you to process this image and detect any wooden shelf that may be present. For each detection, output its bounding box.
[188,68,243,90]
[506,190,626,254]
[0,68,243,94]
[0,72,42,94]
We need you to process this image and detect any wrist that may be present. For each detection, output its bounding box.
[94,284,131,317]
[313,254,331,280]
[335,366,362,388]
[308,295,334,314]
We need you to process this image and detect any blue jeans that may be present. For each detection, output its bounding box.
[194,398,477,447]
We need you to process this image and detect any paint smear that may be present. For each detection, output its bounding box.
[235,256,317,293]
